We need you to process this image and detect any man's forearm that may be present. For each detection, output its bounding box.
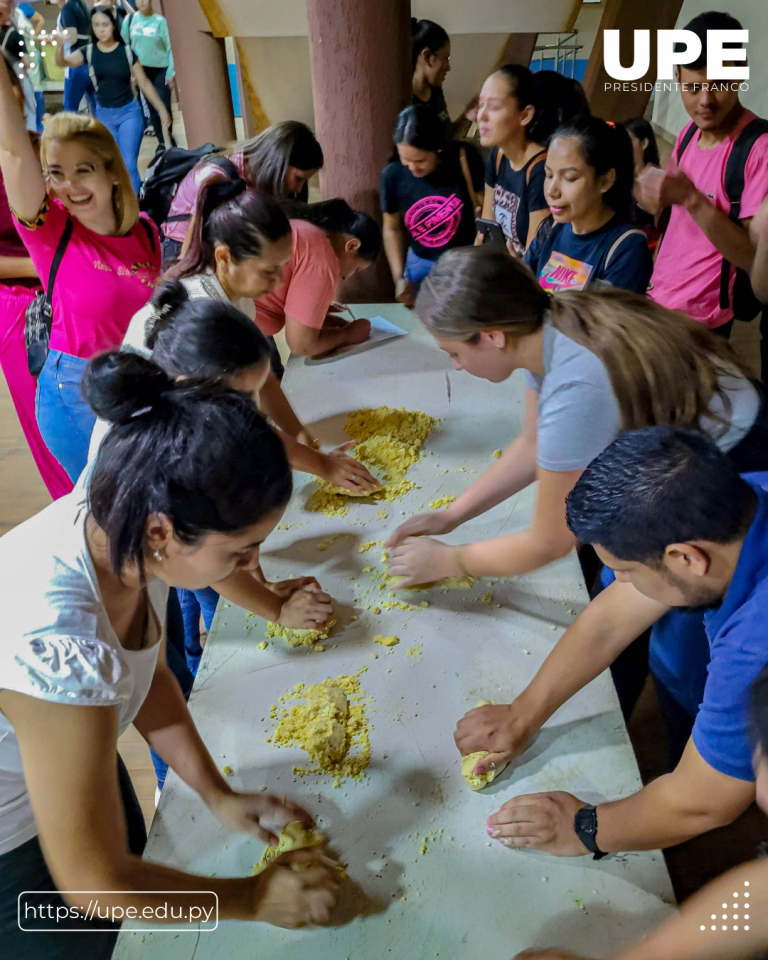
[687,193,756,273]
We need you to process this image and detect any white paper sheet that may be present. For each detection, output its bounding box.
[304,315,408,365]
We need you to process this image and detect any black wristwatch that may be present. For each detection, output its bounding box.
[574,805,607,860]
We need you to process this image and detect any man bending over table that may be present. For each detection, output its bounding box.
[455,427,768,858]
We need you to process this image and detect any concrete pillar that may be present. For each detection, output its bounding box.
[582,0,685,122]
[306,0,411,302]
[161,0,235,148]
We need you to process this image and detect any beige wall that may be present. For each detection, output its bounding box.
[652,0,768,140]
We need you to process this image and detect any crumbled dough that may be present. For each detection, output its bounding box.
[461,700,509,790]
[371,606,381,615]
[222,765,233,776]
[252,821,326,875]
[493,450,502,459]
[374,634,399,647]
[406,645,422,658]
[377,510,388,519]
[265,617,336,649]
[481,591,494,603]
[359,540,377,553]
[257,641,268,651]
[307,407,438,517]
[429,495,456,510]
[269,669,371,781]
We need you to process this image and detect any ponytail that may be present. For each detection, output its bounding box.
[415,245,752,431]
[82,352,291,579]
[166,176,290,280]
[282,198,382,261]
[412,18,449,71]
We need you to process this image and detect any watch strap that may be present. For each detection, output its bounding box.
[574,805,607,861]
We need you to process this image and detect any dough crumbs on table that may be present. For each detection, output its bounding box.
[307,407,438,517]
[481,591,494,603]
[269,668,371,782]
[257,641,268,651]
[252,821,326,874]
[222,765,233,776]
[265,617,336,649]
[317,533,350,551]
[429,495,456,510]
[377,509,388,519]
[374,634,399,647]
[493,449,502,458]
[406,645,422,658]
[359,540,377,553]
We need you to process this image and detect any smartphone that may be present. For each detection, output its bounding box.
[476,217,507,247]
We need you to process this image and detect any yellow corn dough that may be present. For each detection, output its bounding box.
[252,821,327,874]
[429,495,456,510]
[265,618,336,649]
[269,669,371,781]
[374,634,399,647]
[461,700,509,790]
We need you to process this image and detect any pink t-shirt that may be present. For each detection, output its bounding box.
[163,152,245,243]
[15,199,161,358]
[255,219,340,337]
[649,111,768,328]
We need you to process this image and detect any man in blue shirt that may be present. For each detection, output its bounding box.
[455,427,768,856]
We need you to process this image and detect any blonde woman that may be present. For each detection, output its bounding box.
[0,58,160,483]
[387,245,768,586]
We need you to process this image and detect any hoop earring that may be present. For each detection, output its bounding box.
[153,550,163,562]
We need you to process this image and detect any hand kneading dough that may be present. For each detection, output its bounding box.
[253,820,326,874]
[461,699,509,791]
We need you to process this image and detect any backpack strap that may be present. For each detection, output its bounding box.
[45,219,74,309]
[124,43,134,70]
[85,43,97,93]
[526,151,546,184]
[604,228,646,269]
[137,216,157,254]
[210,155,239,180]
[718,118,768,309]
[126,12,134,36]
[495,148,502,175]
[676,121,698,162]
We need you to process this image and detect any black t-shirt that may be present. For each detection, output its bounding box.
[523,215,653,294]
[484,147,548,256]
[380,143,484,261]
[60,0,91,52]
[413,87,452,139]
[0,26,26,67]
[89,44,134,109]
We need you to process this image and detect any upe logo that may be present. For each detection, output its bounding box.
[604,29,749,80]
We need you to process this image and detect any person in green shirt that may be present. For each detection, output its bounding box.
[121,0,174,152]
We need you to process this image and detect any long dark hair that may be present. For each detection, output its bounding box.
[282,198,382,261]
[90,4,124,44]
[83,351,292,580]
[623,117,660,167]
[234,121,324,200]
[528,72,590,146]
[411,18,449,71]
[550,114,635,220]
[147,280,273,378]
[393,103,448,153]
[166,177,291,280]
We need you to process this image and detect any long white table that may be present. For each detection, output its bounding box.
[114,304,675,959]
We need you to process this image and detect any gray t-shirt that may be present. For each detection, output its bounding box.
[524,323,760,472]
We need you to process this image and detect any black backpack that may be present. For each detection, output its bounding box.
[138,145,238,232]
[676,116,768,322]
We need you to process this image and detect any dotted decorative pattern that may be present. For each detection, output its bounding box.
[700,881,750,932]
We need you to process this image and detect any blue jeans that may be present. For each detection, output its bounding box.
[35,350,95,483]
[95,100,145,194]
[405,247,436,291]
[0,756,145,958]
[63,62,96,113]
[34,91,44,131]
[178,586,219,676]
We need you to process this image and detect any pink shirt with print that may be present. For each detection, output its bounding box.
[255,219,340,337]
[15,199,161,358]
[649,110,768,328]
[163,152,245,243]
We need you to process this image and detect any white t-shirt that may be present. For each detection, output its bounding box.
[0,493,167,855]
[87,272,254,464]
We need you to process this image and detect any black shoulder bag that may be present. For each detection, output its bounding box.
[24,219,73,377]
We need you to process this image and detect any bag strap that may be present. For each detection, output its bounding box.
[45,219,74,307]
[604,228,646,269]
[676,121,698,162]
[458,146,483,212]
[526,151,546,184]
[126,12,134,35]
[137,216,157,254]
[495,147,502,175]
[85,43,97,93]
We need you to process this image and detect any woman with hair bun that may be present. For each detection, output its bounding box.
[524,115,653,294]
[162,120,324,266]
[0,352,339,956]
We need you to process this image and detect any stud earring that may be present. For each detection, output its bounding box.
[153,550,162,562]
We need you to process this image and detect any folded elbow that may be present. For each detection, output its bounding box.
[285,329,315,357]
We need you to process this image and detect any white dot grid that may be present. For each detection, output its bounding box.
[702,882,752,932]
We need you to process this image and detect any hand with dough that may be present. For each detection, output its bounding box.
[387,537,461,590]
[318,441,381,495]
[454,701,538,779]
[207,790,316,845]
[277,582,334,630]
[251,848,339,928]
[385,508,459,549]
